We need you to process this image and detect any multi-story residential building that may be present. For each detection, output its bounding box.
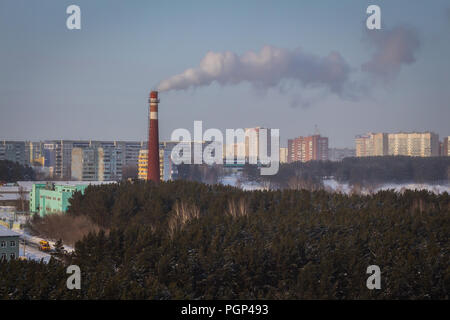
[28,141,45,166]
[71,146,122,181]
[443,136,449,156]
[160,142,177,181]
[355,133,388,157]
[287,135,328,163]
[115,141,146,168]
[244,127,273,164]
[71,147,99,181]
[279,147,288,163]
[0,226,19,261]
[41,140,141,180]
[99,147,123,181]
[138,143,177,181]
[388,132,439,157]
[355,134,371,157]
[138,149,148,180]
[0,141,29,166]
[328,148,356,161]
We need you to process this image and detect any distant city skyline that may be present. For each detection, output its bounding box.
[1,0,450,148]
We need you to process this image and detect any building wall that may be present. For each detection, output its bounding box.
[138,144,176,181]
[0,227,19,261]
[29,183,87,217]
[444,137,449,156]
[279,147,288,163]
[288,135,328,163]
[0,141,29,166]
[388,132,439,157]
[138,149,148,180]
[0,235,19,261]
[355,133,388,157]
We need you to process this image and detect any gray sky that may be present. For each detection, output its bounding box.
[0,0,449,147]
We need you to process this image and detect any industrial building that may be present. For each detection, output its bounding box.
[0,225,19,261]
[29,182,88,217]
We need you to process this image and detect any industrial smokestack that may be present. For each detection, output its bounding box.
[147,91,160,183]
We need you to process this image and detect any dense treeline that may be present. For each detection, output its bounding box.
[0,160,35,183]
[1,180,449,299]
[243,156,450,189]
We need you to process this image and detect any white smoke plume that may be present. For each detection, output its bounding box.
[362,25,420,79]
[158,45,351,95]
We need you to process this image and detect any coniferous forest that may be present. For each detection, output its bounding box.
[0,180,448,299]
[0,160,35,182]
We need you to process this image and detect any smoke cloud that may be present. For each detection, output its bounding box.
[362,25,420,79]
[158,45,351,95]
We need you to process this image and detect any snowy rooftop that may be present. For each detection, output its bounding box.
[0,225,20,237]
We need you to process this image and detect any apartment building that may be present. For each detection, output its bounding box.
[388,132,439,157]
[288,135,328,163]
[355,133,388,157]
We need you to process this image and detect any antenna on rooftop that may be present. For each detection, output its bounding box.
[314,124,320,135]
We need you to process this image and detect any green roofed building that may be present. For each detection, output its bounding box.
[29,182,88,217]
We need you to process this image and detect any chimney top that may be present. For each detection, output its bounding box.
[150,91,158,99]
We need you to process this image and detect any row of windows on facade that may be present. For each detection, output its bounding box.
[1,253,16,260]
[40,196,61,201]
[1,240,16,248]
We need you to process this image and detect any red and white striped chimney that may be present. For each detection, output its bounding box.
[147,91,160,183]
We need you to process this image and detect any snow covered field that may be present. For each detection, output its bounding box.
[323,179,450,194]
[220,173,449,194]
[220,174,265,191]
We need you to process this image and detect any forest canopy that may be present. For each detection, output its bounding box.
[1,180,449,299]
[0,160,35,183]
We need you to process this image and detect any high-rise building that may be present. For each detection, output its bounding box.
[355,133,388,157]
[138,149,148,180]
[71,147,99,181]
[244,127,272,163]
[355,134,371,157]
[388,132,439,157]
[71,146,122,181]
[138,143,177,181]
[287,135,328,163]
[279,147,288,163]
[444,136,449,156]
[0,141,29,166]
[28,142,45,166]
[98,147,122,181]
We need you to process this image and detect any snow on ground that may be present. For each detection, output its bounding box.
[14,228,75,253]
[324,179,449,194]
[221,174,449,194]
[220,174,265,191]
[19,246,51,263]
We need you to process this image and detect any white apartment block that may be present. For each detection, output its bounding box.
[388,132,439,157]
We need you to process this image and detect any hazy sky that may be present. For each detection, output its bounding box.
[1,0,449,147]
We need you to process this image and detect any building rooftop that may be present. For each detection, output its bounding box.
[0,225,19,237]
